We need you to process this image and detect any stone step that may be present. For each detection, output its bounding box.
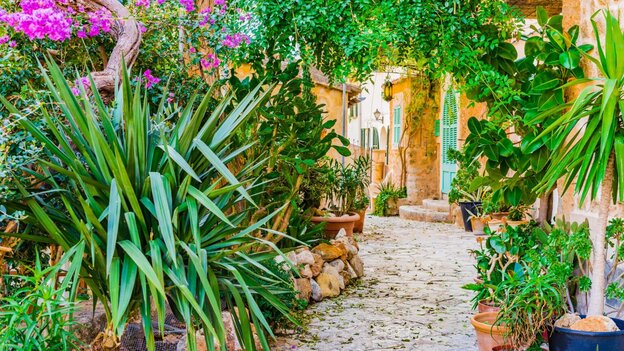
[399,205,452,223]
[422,199,451,213]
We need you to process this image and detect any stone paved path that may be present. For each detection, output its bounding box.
[274,216,479,351]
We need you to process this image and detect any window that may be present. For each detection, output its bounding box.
[393,106,402,147]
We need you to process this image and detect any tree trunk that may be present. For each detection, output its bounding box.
[535,191,552,225]
[587,152,615,316]
[64,0,142,99]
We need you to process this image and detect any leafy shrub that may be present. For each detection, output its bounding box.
[373,182,404,216]
[0,242,84,351]
[1,60,295,350]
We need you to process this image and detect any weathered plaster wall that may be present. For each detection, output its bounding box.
[386,77,441,203]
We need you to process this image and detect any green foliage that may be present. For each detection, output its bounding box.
[245,0,520,82]
[0,242,84,351]
[464,7,590,206]
[373,182,404,217]
[496,219,592,348]
[530,10,624,204]
[324,156,371,216]
[448,148,480,204]
[1,60,295,350]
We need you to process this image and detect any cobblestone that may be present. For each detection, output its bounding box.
[274,216,479,351]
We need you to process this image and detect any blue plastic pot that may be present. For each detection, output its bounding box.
[549,316,624,351]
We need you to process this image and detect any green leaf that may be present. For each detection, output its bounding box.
[536,6,548,27]
[106,179,122,275]
[559,50,581,69]
[149,172,177,264]
[489,237,506,254]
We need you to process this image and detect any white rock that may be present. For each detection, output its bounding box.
[328,259,345,272]
[296,250,315,266]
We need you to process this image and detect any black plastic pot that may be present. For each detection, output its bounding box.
[459,201,481,232]
[549,316,624,351]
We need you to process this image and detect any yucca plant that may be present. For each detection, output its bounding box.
[531,10,624,316]
[0,59,296,350]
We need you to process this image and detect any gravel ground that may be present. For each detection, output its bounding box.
[273,215,479,351]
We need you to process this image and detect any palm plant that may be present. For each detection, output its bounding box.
[531,10,624,316]
[1,59,295,350]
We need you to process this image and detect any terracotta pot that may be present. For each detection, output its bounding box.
[504,219,529,228]
[311,212,360,239]
[490,212,509,220]
[487,219,504,232]
[386,198,399,216]
[353,209,367,233]
[470,311,509,351]
[471,218,487,235]
[478,300,501,313]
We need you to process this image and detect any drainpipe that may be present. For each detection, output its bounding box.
[341,82,347,165]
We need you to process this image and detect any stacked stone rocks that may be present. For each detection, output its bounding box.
[284,229,364,303]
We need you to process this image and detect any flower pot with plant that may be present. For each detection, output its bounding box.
[458,187,490,232]
[310,156,370,238]
[373,181,405,217]
[468,207,489,236]
[503,204,530,228]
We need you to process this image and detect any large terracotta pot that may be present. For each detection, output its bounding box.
[490,212,509,220]
[470,312,509,351]
[353,209,367,233]
[311,212,360,239]
[477,300,501,313]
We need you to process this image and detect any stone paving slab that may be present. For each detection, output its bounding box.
[274,216,479,351]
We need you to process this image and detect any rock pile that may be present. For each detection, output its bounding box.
[284,229,364,303]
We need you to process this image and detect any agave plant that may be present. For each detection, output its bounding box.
[0,59,296,350]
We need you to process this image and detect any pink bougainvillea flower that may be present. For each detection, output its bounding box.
[189,47,196,53]
[143,69,160,89]
[135,0,150,7]
[0,35,9,44]
[214,0,225,5]
[8,40,16,47]
[0,0,73,41]
[221,33,250,48]
[200,53,220,69]
[178,0,194,12]
[138,23,147,33]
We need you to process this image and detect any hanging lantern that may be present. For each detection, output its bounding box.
[382,75,393,102]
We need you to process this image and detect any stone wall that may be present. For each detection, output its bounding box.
[507,0,562,17]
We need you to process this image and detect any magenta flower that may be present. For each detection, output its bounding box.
[214,0,225,5]
[200,53,220,69]
[135,0,150,7]
[143,69,160,89]
[8,40,16,47]
[178,0,194,12]
[189,47,196,53]
[0,35,9,45]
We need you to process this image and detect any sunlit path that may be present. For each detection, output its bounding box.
[275,216,479,351]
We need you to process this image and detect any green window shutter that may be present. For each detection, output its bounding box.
[360,128,366,148]
[393,106,401,146]
[372,128,379,149]
[441,91,459,194]
[434,119,440,137]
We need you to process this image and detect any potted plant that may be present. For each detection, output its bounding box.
[310,157,370,238]
[373,181,404,217]
[458,187,490,232]
[448,148,480,230]
[467,207,489,236]
[470,311,510,351]
[503,204,531,228]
